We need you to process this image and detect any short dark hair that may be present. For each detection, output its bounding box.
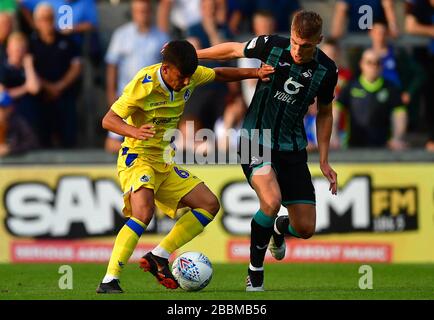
[162,40,198,76]
[291,10,322,39]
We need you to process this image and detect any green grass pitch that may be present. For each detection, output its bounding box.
[0,263,433,300]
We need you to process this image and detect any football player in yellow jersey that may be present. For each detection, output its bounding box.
[96,40,274,293]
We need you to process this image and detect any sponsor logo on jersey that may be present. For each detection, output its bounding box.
[274,91,297,103]
[184,89,191,101]
[142,74,152,84]
[284,77,304,95]
[250,156,259,166]
[152,117,171,125]
[247,37,258,50]
[140,175,151,183]
[278,62,291,67]
[302,69,313,78]
[150,101,168,107]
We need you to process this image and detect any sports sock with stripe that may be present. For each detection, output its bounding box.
[104,217,147,282]
[157,208,214,256]
[275,215,301,238]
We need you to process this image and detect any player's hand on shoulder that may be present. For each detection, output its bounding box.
[133,124,156,140]
[257,63,274,82]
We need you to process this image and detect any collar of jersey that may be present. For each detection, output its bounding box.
[157,66,175,101]
[359,75,384,93]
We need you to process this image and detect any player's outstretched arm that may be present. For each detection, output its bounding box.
[316,102,338,195]
[102,109,155,141]
[197,42,246,60]
[213,64,274,83]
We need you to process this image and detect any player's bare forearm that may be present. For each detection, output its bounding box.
[197,42,246,60]
[213,65,274,82]
[102,110,155,140]
[316,103,333,164]
[102,110,134,137]
[316,102,337,194]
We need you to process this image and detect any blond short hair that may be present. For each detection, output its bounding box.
[291,10,323,39]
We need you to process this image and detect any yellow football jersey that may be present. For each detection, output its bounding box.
[111,63,216,163]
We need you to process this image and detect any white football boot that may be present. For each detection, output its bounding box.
[246,267,264,292]
[268,217,286,260]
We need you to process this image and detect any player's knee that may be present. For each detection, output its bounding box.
[132,205,155,225]
[261,198,281,215]
[203,194,220,216]
[296,224,315,239]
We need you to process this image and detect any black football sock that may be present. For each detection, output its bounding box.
[275,215,301,238]
[250,210,274,268]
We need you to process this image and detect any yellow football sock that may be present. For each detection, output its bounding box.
[159,208,214,254]
[106,217,146,278]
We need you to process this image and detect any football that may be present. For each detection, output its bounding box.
[172,251,213,291]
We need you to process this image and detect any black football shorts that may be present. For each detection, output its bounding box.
[239,139,316,206]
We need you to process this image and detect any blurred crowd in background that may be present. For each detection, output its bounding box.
[0,0,433,158]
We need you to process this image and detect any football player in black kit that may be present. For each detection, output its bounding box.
[197,10,339,291]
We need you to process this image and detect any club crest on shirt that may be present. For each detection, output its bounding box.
[140,175,151,183]
[284,77,304,95]
[184,89,191,101]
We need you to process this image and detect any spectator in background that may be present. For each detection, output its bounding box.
[305,38,353,151]
[179,0,232,152]
[106,0,169,107]
[157,0,202,38]
[330,0,399,77]
[226,0,300,35]
[104,0,169,154]
[334,49,407,150]
[157,0,226,38]
[226,0,244,35]
[0,12,14,65]
[0,32,41,135]
[186,0,231,50]
[370,21,426,132]
[213,94,244,153]
[331,0,399,39]
[252,0,301,34]
[213,10,276,154]
[404,0,434,151]
[30,3,82,148]
[58,0,99,48]
[0,91,38,157]
[238,10,275,107]
[321,39,353,97]
[19,0,99,49]
[0,0,17,13]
